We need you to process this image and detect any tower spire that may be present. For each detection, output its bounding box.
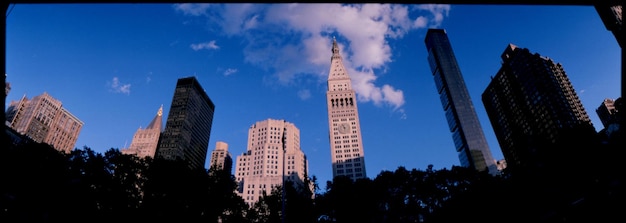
[328,37,348,81]
[146,105,163,130]
[331,36,341,60]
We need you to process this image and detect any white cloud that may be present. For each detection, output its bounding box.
[349,68,405,109]
[173,3,212,16]
[224,68,238,76]
[399,109,407,120]
[381,84,405,110]
[176,3,451,111]
[109,77,131,95]
[298,89,311,100]
[191,40,219,51]
[415,4,451,27]
[414,16,427,28]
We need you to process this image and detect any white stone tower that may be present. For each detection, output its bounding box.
[326,37,367,181]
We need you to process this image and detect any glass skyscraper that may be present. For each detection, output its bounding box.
[156,76,216,170]
[424,29,497,174]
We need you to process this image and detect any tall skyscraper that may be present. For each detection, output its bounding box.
[424,29,497,174]
[326,37,367,181]
[482,44,593,172]
[209,141,233,174]
[5,92,83,153]
[234,119,310,206]
[156,76,215,170]
[121,105,163,158]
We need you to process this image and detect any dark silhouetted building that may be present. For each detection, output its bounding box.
[596,97,623,144]
[156,76,215,170]
[424,29,497,174]
[597,98,618,129]
[595,2,623,48]
[482,44,594,172]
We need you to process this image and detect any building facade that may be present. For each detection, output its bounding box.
[594,1,623,48]
[424,29,497,174]
[156,76,216,170]
[597,98,618,129]
[596,97,622,143]
[209,141,233,174]
[234,119,309,206]
[5,92,83,153]
[482,44,593,172]
[121,105,163,158]
[326,37,367,181]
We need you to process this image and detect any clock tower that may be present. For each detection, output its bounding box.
[326,37,367,181]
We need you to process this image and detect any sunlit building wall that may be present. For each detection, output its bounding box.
[234,119,309,206]
[5,92,83,153]
[209,141,233,174]
[122,105,163,158]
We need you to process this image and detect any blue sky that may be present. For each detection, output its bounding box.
[6,4,621,187]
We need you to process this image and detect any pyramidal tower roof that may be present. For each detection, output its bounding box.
[145,104,163,130]
[328,36,351,81]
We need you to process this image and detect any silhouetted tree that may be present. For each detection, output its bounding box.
[140,158,210,221]
[3,127,622,223]
[99,148,150,220]
[284,179,315,223]
[373,166,425,223]
[250,186,282,223]
[321,176,378,223]
[0,141,68,222]
[207,167,249,223]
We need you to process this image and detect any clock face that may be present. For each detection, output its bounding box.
[338,123,350,134]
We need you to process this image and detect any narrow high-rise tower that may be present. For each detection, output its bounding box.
[209,141,233,174]
[156,77,215,170]
[122,105,163,158]
[326,37,367,181]
[424,29,497,174]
